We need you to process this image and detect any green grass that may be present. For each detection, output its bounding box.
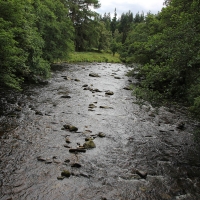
[63,51,121,63]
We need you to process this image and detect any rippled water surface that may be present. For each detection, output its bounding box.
[0,63,200,200]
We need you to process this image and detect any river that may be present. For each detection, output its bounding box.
[0,63,200,200]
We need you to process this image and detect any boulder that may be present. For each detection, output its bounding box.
[63,125,78,132]
[83,140,96,149]
[89,73,100,77]
[98,132,106,138]
[105,91,114,95]
[61,170,71,177]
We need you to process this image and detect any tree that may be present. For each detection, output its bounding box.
[110,8,118,36]
[118,10,134,43]
[97,21,112,51]
[67,0,101,51]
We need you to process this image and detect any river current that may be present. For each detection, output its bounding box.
[0,63,200,200]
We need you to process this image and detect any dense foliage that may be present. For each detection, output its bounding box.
[119,0,200,118]
[0,0,75,89]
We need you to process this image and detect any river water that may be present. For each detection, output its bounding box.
[0,63,200,200]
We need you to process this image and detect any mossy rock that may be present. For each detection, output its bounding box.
[63,125,78,132]
[83,140,96,149]
[98,132,106,138]
[61,170,71,177]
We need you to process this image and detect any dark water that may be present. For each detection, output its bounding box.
[0,63,200,200]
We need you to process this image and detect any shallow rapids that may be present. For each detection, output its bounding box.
[0,63,200,200]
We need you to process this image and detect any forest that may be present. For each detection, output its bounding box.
[0,0,200,117]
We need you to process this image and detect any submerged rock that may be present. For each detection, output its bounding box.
[114,76,121,79]
[83,140,96,149]
[123,86,131,90]
[65,137,71,143]
[45,159,53,164]
[61,95,71,98]
[98,132,106,138]
[99,106,113,109]
[89,104,97,109]
[61,170,71,177]
[57,176,65,180]
[176,121,185,130]
[71,163,81,168]
[105,91,114,95]
[85,136,93,141]
[69,148,86,153]
[89,73,100,77]
[136,169,147,179]
[37,156,46,162]
[63,125,78,132]
[35,111,43,115]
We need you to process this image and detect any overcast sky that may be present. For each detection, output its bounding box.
[95,0,165,18]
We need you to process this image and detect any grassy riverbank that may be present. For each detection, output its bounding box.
[64,51,121,63]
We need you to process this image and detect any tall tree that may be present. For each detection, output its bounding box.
[67,0,101,51]
[118,10,134,43]
[110,8,118,36]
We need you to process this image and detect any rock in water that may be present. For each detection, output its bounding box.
[71,163,81,168]
[105,91,114,95]
[83,140,96,149]
[57,176,65,180]
[61,170,71,177]
[89,73,100,77]
[63,124,78,132]
[136,169,147,179]
[98,132,106,138]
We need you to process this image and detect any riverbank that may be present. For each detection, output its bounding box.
[63,51,121,63]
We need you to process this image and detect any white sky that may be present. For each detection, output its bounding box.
[95,0,165,17]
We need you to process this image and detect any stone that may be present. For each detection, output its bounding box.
[45,159,53,164]
[89,73,100,77]
[114,76,121,79]
[37,156,46,162]
[123,86,131,90]
[89,104,97,109]
[74,78,80,82]
[92,88,102,92]
[136,169,147,179]
[57,176,65,180]
[63,77,71,80]
[35,111,43,115]
[82,84,88,87]
[53,159,62,164]
[61,95,71,98]
[98,132,106,138]
[65,138,71,143]
[69,148,86,153]
[80,173,89,178]
[176,121,185,130]
[71,163,81,168]
[105,91,114,95]
[63,125,78,132]
[83,140,96,149]
[99,106,113,109]
[85,136,93,141]
[61,170,71,177]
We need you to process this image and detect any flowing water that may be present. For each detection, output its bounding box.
[0,63,200,200]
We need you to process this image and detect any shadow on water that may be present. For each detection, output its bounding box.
[0,63,200,200]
